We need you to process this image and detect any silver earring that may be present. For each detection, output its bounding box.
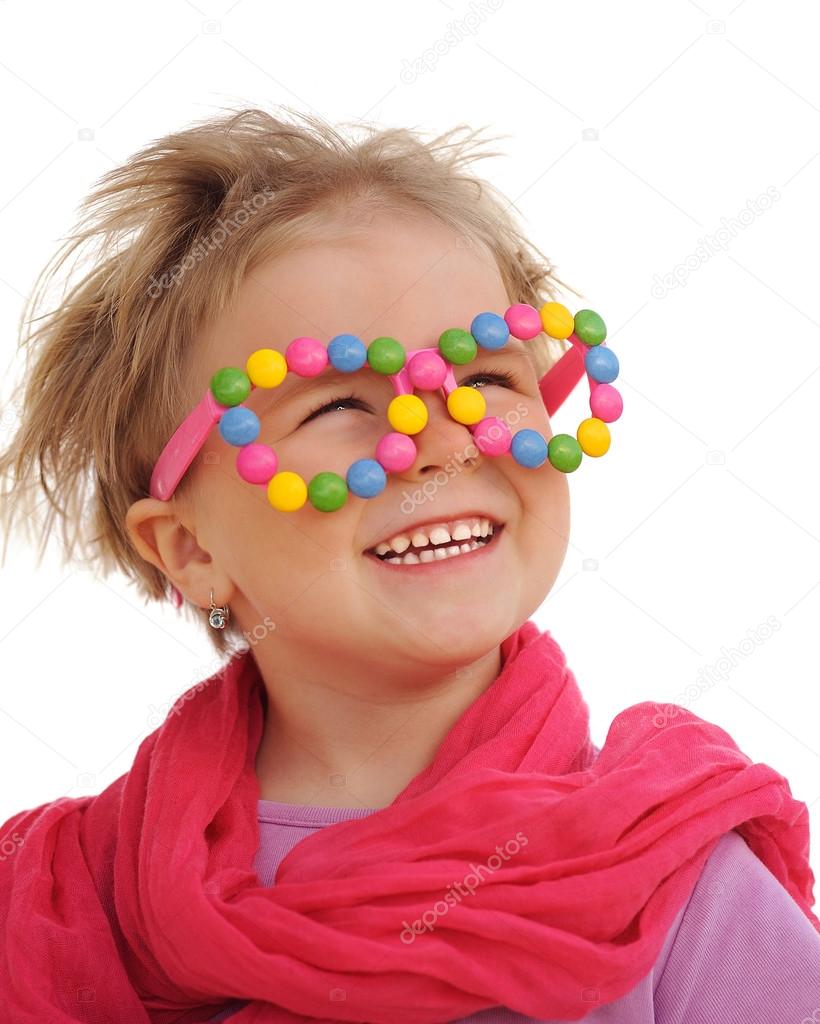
[208,587,229,630]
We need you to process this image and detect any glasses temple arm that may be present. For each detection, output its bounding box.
[149,390,228,501]
[538,339,587,417]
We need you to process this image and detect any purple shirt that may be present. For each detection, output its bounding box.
[205,799,820,1022]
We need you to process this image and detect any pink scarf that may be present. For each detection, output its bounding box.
[1,621,816,1022]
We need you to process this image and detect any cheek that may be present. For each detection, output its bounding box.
[500,403,570,542]
[211,416,370,522]
[264,417,385,490]
[517,460,569,530]
[514,470,570,601]
[193,435,365,592]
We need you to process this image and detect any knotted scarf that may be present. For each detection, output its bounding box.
[1,620,816,1023]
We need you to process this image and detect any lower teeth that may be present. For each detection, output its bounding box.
[382,535,491,565]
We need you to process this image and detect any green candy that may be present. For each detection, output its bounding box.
[548,434,583,473]
[573,310,607,347]
[308,472,348,512]
[438,327,477,365]
[210,367,251,406]
[367,337,406,375]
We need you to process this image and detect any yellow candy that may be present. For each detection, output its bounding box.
[388,394,428,435]
[577,417,610,457]
[447,386,486,425]
[247,348,287,389]
[267,471,307,511]
[540,302,575,340]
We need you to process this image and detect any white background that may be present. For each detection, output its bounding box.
[1,0,819,878]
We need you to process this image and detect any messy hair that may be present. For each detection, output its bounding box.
[0,105,582,659]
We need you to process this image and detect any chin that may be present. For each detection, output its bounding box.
[406,603,519,664]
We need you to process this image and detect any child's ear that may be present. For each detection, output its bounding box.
[124,497,232,610]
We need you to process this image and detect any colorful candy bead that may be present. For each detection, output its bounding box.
[211,367,251,406]
[328,334,368,373]
[573,310,607,347]
[219,406,260,447]
[367,336,406,375]
[246,348,287,389]
[376,432,417,472]
[505,303,542,340]
[237,443,278,484]
[547,434,583,473]
[473,416,512,456]
[470,311,509,350]
[585,346,619,384]
[407,350,448,390]
[286,337,328,377]
[347,458,387,499]
[268,471,307,511]
[388,393,428,435]
[511,428,549,468]
[308,471,348,512]
[577,417,611,457]
[540,302,574,340]
[590,383,623,422]
[438,327,477,365]
[447,385,486,425]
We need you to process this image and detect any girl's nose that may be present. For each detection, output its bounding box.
[395,387,481,482]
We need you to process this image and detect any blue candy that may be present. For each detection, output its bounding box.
[511,428,548,468]
[347,458,387,498]
[328,334,368,372]
[471,311,510,350]
[585,346,619,384]
[219,406,260,447]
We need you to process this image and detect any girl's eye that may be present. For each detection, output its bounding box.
[300,395,369,426]
[461,369,518,390]
[299,369,517,426]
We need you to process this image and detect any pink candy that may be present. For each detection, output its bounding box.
[589,383,623,422]
[237,443,278,484]
[473,416,512,456]
[376,431,417,473]
[407,350,448,390]
[504,303,542,340]
[286,336,328,377]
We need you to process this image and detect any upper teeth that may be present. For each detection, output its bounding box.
[372,517,495,558]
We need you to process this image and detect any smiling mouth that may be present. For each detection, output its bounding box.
[365,523,504,567]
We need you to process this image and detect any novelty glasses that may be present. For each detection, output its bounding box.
[149,301,622,513]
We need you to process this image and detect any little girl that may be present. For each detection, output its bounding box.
[1,107,818,1023]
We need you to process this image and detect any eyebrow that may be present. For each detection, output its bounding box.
[262,364,354,404]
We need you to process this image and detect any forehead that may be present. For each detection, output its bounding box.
[193,209,521,402]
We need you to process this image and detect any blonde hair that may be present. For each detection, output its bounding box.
[0,105,582,658]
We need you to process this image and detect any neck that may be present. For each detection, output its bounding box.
[252,644,502,809]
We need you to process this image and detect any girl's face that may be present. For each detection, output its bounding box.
[185,209,569,677]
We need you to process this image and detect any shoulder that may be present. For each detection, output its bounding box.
[674,829,819,945]
[653,829,820,1022]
